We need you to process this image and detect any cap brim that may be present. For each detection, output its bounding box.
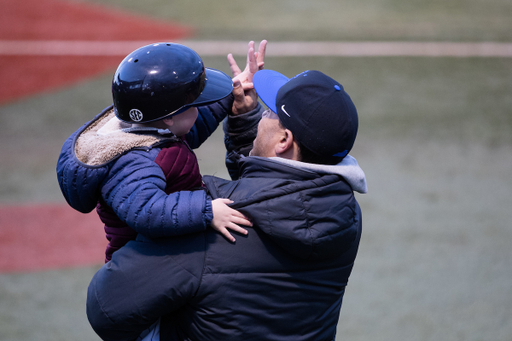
[190,68,233,107]
[253,70,290,113]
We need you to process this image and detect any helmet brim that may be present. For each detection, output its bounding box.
[190,68,233,107]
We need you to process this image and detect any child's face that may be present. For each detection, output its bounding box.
[167,107,199,137]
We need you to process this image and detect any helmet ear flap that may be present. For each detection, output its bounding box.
[112,43,232,124]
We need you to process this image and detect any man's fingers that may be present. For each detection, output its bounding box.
[232,79,246,103]
[241,82,254,91]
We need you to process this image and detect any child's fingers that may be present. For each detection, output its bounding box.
[218,198,234,205]
[218,227,236,243]
[229,208,252,226]
[257,40,267,66]
[246,41,255,67]
[230,215,252,228]
[227,53,241,77]
[226,223,248,236]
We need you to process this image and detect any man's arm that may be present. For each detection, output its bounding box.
[223,102,263,180]
[223,40,267,179]
[87,234,206,341]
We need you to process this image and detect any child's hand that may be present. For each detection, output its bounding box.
[211,198,251,242]
[228,40,267,116]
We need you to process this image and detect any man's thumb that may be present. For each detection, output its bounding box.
[232,79,244,99]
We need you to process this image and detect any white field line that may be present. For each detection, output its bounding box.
[1,40,512,57]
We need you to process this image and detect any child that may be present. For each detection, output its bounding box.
[57,43,251,262]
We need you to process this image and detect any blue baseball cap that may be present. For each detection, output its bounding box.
[253,70,359,158]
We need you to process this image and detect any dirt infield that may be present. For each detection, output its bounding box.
[0,205,105,272]
[0,0,192,272]
[0,0,192,104]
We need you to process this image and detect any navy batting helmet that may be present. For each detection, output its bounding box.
[112,42,233,123]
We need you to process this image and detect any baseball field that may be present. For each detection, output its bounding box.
[1,0,511,340]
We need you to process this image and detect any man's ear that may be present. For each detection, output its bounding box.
[275,129,299,159]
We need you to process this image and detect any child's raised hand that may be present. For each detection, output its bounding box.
[228,40,267,116]
[211,198,251,242]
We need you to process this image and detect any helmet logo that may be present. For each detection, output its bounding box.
[129,109,144,122]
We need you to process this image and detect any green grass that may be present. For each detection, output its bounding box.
[0,74,113,203]
[240,56,512,145]
[81,0,512,41]
[2,1,512,340]
[1,55,511,202]
[0,266,100,341]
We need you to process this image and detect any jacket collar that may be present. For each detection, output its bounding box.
[239,156,321,181]
[239,155,367,194]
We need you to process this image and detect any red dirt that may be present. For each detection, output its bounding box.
[0,0,193,104]
[0,204,106,272]
[0,0,191,41]
[0,0,193,272]
[0,55,123,102]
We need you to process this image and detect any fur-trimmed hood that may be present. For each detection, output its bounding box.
[56,107,179,214]
[74,109,178,167]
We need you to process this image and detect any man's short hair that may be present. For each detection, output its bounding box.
[276,119,343,165]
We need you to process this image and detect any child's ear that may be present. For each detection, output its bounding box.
[163,117,174,126]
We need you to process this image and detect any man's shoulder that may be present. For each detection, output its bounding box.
[202,175,239,199]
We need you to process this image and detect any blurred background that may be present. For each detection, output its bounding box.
[1,0,511,340]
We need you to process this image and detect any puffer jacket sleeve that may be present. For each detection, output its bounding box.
[56,117,110,214]
[185,94,234,149]
[100,148,212,238]
[223,103,263,180]
[87,233,206,341]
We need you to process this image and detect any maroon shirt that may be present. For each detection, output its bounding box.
[97,139,202,262]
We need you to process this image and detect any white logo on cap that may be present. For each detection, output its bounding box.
[281,105,291,117]
[129,109,144,122]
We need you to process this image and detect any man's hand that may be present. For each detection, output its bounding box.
[211,198,252,242]
[228,40,267,115]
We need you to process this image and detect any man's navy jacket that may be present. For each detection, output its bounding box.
[86,106,367,341]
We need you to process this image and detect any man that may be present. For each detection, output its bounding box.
[86,44,367,341]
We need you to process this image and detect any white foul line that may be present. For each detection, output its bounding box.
[1,40,512,57]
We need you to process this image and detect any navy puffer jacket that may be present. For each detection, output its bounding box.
[56,97,232,240]
[86,154,366,341]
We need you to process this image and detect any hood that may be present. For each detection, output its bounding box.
[56,106,177,213]
[75,107,177,167]
[268,155,367,194]
[203,156,364,260]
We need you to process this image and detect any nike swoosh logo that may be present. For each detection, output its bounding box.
[281,105,291,117]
